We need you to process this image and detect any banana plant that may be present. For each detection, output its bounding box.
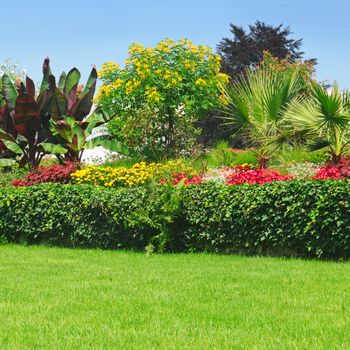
[0,128,67,167]
[50,107,129,162]
[0,58,108,168]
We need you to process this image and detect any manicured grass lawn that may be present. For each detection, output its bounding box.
[1,246,350,349]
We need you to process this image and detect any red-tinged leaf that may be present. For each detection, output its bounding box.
[0,106,17,136]
[68,83,78,111]
[39,75,67,120]
[40,57,52,93]
[69,69,97,121]
[12,93,40,135]
[26,77,36,98]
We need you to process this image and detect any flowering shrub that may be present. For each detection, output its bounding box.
[225,166,293,185]
[97,39,230,158]
[71,160,198,187]
[12,163,78,187]
[312,157,350,180]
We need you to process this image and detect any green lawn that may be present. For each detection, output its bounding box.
[1,246,350,349]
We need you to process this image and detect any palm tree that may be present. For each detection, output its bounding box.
[285,81,350,164]
[220,67,302,168]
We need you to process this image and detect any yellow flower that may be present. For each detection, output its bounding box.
[195,78,207,86]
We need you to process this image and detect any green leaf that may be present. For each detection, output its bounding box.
[58,71,67,91]
[38,142,68,154]
[64,68,81,97]
[2,74,18,109]
[0,158,17,167]
[0,128,16,142]
[2,139,23,154]
[85,135,130,155]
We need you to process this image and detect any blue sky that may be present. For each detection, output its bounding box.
[2,0,350,87]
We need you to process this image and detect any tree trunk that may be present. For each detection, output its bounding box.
[331,152,342,165]
[167,108,175,156]
[259,156,270,169]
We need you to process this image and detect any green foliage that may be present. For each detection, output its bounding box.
[202,141,257,167]
[0,165,28,187]
[272,145,327,165]
[180,181,350,258]
[1,181,350,259]
[286,81,350,163]
[97,39,229,159]
[221,66,303,167]
[0,58,121,167]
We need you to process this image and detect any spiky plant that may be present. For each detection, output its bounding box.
[285,81,350,164]
[220,66,302,168]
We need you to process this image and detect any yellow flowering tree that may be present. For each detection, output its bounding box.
[96,39,229,158]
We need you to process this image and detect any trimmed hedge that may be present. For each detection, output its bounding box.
[0,181,350,258]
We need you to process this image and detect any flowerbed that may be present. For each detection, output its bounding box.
[71,160,198,187]
[12,163,78,187]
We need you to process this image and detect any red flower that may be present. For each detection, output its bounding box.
[226,167,293,185]
[162,172,203,186]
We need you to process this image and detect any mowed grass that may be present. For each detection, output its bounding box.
[1,246,350,349]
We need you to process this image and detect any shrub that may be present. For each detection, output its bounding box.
[12,163,78,187]
[313,165,341,180]
[180,181,350,258]
[0,184,157,249]
[1,181,350,259]
[97,39,229,158]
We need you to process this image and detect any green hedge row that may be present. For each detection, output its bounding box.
[1,181,350,258]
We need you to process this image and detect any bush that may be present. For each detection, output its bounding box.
[0,184,157,249]
[1,181,350,258]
